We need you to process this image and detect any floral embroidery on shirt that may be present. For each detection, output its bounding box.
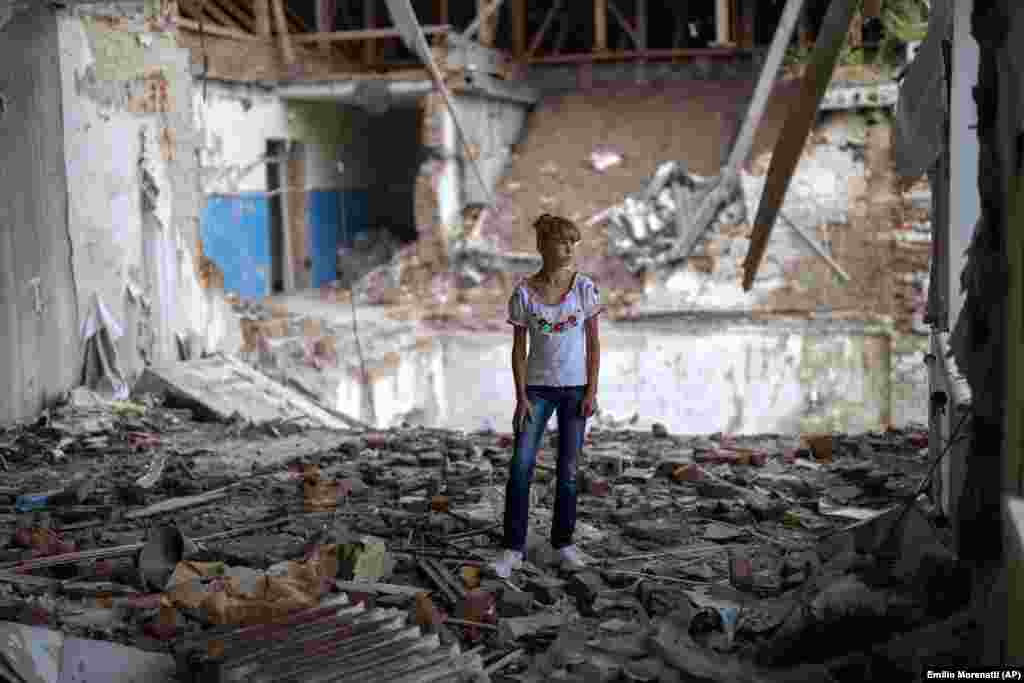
[533,310,581,335]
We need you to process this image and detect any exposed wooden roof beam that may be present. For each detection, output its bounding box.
[214,0,257,32]
[291,24,451,43]
[177,16,264,41]
[741,0,858,290]
[271,0,296,63]
[199,0,247,31]
[253,0,270,35]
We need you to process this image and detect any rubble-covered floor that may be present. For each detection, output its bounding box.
[0,382,983,682]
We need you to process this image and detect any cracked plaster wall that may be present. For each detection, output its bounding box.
[457,93,529,206]
[58,3,232,381]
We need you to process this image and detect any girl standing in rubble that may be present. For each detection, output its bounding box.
[491,214,604,578]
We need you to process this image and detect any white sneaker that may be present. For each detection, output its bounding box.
[558,544,587,572]
[491,549,524,579]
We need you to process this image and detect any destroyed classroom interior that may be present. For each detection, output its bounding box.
[0,0,1022,680]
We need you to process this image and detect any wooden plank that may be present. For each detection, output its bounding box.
[434,0,449,46]
[742,0,858,291]
[363,0,376,66]
[726,0,806,172]
[214,0,256,31]
[197,0,247,31]
[462,0,504,44]
[526,0,562,59]
[646,0,798,266]
[286,145,308,290]
[292,25,450,43]
[594,0,607,51]
[254,0,270,35]
[511,0,526,57]
[177,17,264,41]
[479,0,502,47]
[271,0,295,63]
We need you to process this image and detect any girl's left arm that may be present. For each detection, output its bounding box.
[584,314,601,398]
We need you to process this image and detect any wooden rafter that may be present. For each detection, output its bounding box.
[741,0,857,290]
[214,0,257,32]
[271,0,295,63]
[200,0,247,31]
[291,25,451,44]
[594,0,607,52]
[177,16,263,41]
[253,0,271,35]
[511,0,526,57]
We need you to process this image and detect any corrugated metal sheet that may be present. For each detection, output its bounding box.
[175,595,487,682]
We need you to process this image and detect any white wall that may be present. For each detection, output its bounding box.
[58,9,236,381]
[195,84,289,194]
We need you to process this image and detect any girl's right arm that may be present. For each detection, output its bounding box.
[512,326,528,401]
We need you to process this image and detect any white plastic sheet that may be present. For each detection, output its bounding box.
[80,292,129,401]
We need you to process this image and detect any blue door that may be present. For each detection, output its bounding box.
[200,195,270,300]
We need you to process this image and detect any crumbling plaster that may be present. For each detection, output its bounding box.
[58,5,231,380]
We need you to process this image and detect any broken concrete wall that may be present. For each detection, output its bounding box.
[457,93,530,206]
[0,3,81,425]
[56,2,233,383]
[195,88,423,293]
[297,320,892,435]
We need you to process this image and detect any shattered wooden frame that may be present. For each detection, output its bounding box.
[176,1,756,80]
[175,0,452,81]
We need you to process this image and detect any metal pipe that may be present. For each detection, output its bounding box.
[276,80,433,101]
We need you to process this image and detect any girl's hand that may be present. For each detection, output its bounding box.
[581,394,597,418]
[514,398,534,433]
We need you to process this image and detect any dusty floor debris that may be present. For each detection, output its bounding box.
[0,377,978,682]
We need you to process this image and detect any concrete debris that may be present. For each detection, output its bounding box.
[602,160,744,274]
[132,354,353,430]
[0,386,974,680]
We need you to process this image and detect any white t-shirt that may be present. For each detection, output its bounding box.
[506,272,605,387]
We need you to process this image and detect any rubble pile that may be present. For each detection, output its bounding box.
[0,370,977,682]
[605,161,749,275]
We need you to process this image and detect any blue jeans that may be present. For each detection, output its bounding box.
[503,385,588,553]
